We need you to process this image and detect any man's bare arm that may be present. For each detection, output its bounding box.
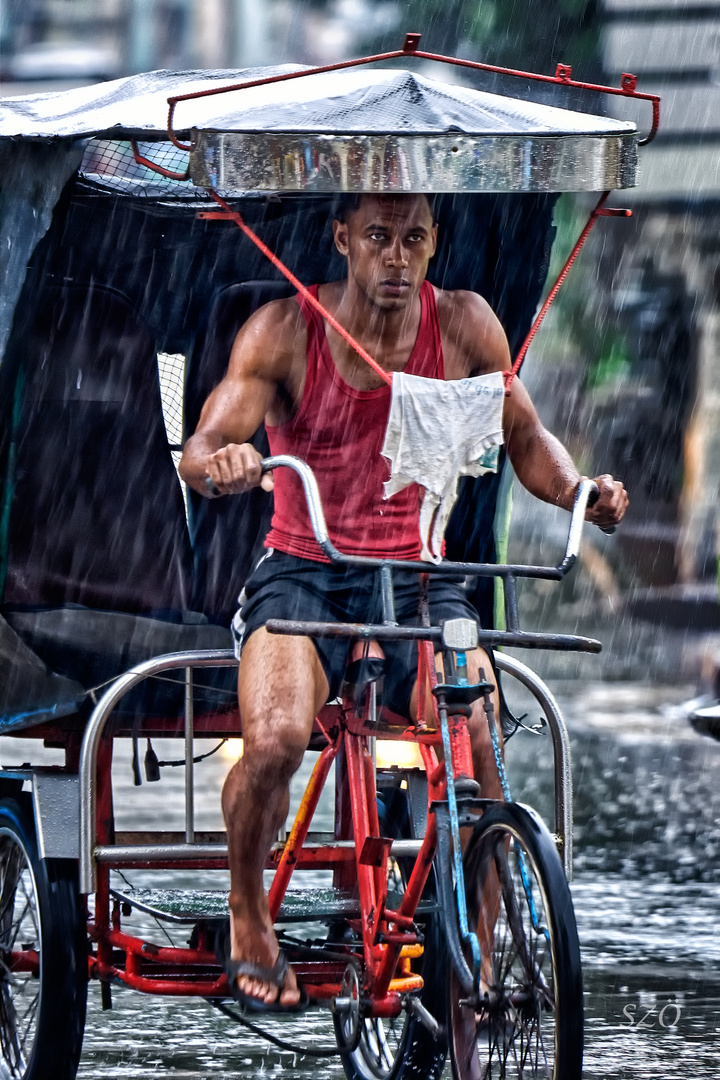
[445,290,628,528]
[179,301,301,497]
[502,381,628,527]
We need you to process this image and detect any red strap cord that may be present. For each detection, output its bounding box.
[173,171,631,397]
[503,192,631,393]
[203,191,392,386]
[166,34,660,150]
[205,190,629,397]
[203,190,631,397]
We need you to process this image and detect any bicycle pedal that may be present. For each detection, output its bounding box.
[404,994,444,1038]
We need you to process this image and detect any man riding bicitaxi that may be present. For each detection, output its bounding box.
[179,193,628,1010]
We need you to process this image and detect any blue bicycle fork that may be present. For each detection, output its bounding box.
[434,663,549,1000]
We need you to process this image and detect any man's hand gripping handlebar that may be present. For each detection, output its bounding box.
[204,441,275,495]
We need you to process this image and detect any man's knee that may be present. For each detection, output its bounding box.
[466,647,495,688]
[242,706,310,781]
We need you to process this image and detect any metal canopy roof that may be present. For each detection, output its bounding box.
[195,69,637,137]
[0,67,303,140]
[0,66,639,193]
[190,69,638,193]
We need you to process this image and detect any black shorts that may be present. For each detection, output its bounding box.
[232,550,483,718]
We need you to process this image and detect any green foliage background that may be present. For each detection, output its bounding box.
[367,0,602,78]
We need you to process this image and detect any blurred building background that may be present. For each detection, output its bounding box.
[532,0,720,636]
[0,0,604,90]
[0,0,719,631]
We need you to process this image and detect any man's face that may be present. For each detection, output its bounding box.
[332,195,438,311]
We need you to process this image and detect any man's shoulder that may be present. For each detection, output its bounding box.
[434,286,510,375]
[234,295,307,360]
[247,294,305,336]
[434,285,497,325]
[226,294,308,385]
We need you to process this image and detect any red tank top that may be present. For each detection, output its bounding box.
[265,281,445,561]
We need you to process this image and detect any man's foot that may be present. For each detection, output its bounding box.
[227,952,308,1013]
[227,911,304,1010]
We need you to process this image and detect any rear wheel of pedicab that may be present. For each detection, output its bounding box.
[335,782,448,1080]
[448,802,583,1080]
[0,797,88,1080]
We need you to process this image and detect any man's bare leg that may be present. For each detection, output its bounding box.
[222,627,329,1006]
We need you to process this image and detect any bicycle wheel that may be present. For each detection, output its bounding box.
[335,781,447,1080]
[0,797,88,1080]
[448,802,583,1080]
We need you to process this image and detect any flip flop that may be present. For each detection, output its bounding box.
[219,935,309,1014]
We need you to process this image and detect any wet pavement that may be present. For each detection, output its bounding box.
[4,678,720,1077]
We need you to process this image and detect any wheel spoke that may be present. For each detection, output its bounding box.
[0,980,25,1075]
[0,823,48,1080]
[17,993,40,1057]
[449,807,582,1080]
[8,896,32,953]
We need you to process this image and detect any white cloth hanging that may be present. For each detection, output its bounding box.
[381,371,505,562]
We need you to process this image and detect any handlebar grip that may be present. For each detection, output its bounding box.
[204,461,274,498]
[587,483,616,535]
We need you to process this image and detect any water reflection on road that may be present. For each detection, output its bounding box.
[65,681,720,1078]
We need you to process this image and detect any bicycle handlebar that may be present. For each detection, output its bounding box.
[257,455,604,580]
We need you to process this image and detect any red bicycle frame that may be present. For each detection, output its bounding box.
[81,683,464,1018]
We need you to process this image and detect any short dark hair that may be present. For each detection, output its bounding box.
[334,192,437,224]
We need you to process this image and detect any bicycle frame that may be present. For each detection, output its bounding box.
[67,455,599,1014]
[70,648,456,1014]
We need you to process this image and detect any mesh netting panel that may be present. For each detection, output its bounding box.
[158,352,189,522]
[79,139,202,197]
[157,352,185,446]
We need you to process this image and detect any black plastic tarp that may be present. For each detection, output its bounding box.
[0,67,635,140]
[0,67,568,733]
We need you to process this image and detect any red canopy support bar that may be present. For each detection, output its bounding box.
[166,31,660,151]
[131,32,647,393]
[504,195,633,391]
[199,191,392,386]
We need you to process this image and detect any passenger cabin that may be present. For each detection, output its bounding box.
[0,61,640,737]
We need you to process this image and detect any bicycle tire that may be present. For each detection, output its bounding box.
[448,802,583,1080]
[0,797,88,1080]
[335,781,448,1080]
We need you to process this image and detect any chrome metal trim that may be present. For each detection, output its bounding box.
[97,843,227,862]
[94,837,422,864]
[261,458,600,586]
[79,646,571,890]
[493,653,573,878]
[80,654,426,896]
[79,649,238,894]
[261,455,331,548]
[190,131,638,193]
[32,773,80,860]
[184,668,195,844]
[564,478,597,568]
